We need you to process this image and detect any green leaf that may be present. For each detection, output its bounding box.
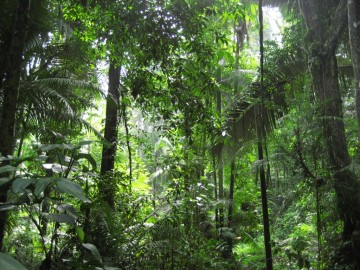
[56,204,78,218]
[61,143,76,150]
[35,155,48,161]
[0,204,16,211]
[76,227,85,242]
[75,153,97,171]
[0,178,12,187]
[12,178,33,193]
[12,156,35,167]
[0,165,17,174]
[42,213,76,225]
[82,243,102,263]
[0,253,27,270]
[43,163,68,173]
[55,178,90,202]
[16,194,30,205]
[39,144,60,152]
[76,140,99,147]
[34,178,52,197]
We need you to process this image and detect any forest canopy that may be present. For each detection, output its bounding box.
[0,0,360,269]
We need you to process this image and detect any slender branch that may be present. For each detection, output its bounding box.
[23,204,48,255]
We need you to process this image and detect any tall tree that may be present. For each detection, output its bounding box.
[257,0,273,268]
[347,0,360,139]
[100,61,120,208]
[0,0,32,250]
[298,0,360,267]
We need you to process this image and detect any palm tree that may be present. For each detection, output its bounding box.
[0,0,102,250]
[0,0,33,250]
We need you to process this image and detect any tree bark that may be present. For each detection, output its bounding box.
[0,0,31,251]
[225,159,235,258]
[298,0,360,267]
[100,61,120,209]
[216,89,224,228]
[347,0,360,139]
[121,92,132,191]
[212,154,219,227]
[258,1,273,268]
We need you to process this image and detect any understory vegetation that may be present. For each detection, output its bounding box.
[1,0,360,269]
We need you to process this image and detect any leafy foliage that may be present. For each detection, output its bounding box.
[1,0,360,269]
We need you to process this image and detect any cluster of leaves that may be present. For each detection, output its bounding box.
[2,0,360,269]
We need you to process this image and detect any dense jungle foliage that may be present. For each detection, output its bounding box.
[1,0,360,269]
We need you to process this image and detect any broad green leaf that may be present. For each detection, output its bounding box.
[43,163,67,174]
[35,155,48,161]
[56,204,78,218]
[0,253,27,270]
[16,193,30,205]
[42,213,76,225]
[0,178,12,187]
[75,153,97,171]
[56,203,77,213]
[12,156,35,167]
[39,144,60,152]
[82,243,102,263]
[77,140,99,147]
[0,165,17,174]
[0,204,15,211]
[12,178,33,193]
[61,143,75,150]
[34,178,52,197]
[55,178,90,202]
[76,227,85,242]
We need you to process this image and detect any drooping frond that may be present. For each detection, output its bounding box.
[78,118,105,141]
[38,78,103,95]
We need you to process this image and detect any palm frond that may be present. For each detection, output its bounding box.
[38,78,103,95]
[78,118,105,141]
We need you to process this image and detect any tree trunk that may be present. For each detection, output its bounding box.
[258,1,273,268]
[225,159,235,258]
[314,50,360,269]
[347,0,360,139]
[298,0,360,267]
[100,61,120,209]
[212,153,219,227]
[257,139,273,270]
[121,95,132,191]
[0,0,31,251]
[216,89,224,228]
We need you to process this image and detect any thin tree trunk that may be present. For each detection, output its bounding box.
[216,89,224,228]
[212,153,219,227]
[217,147,224,227]
[258,1,273,268]
[298,0,360,267]
[0,0,31,251]
[255,105,273,270]
[315,184,322,270]
[347,0,360,139]
[100,61,120,209]
[183,116,193,235]
[121,93,132,191]
[257,138,273,270]
[225,159,235,259]
[227,161,235,228]
[225,15,245,257]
